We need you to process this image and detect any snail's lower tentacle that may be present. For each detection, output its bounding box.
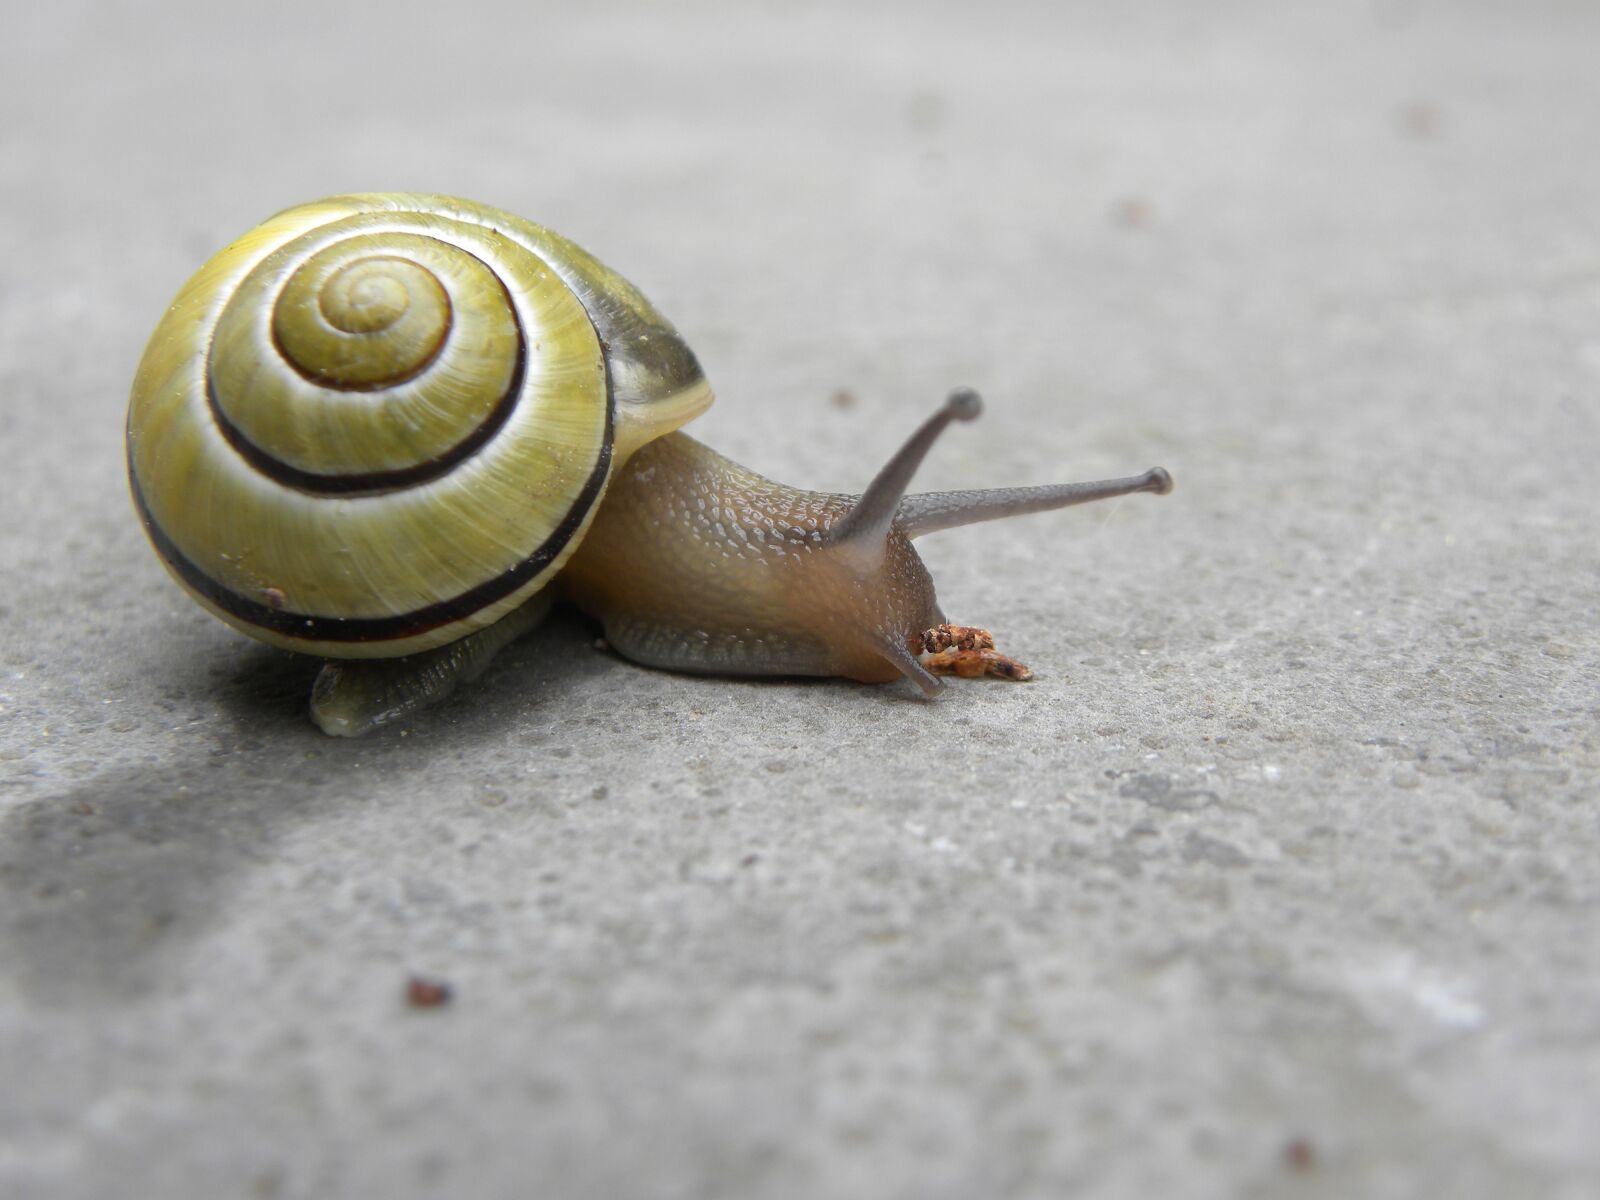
[309,592,554,736]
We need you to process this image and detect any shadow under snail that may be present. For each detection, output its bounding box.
[125,193,1174,736]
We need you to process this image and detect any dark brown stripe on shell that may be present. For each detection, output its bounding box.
[208,248,520,496]
[128,377,614,646]
[269,259,454,393]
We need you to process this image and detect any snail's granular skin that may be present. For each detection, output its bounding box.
[562,432,944,685]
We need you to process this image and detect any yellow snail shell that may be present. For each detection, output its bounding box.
[125,193,711,658]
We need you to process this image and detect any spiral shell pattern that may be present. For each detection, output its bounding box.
[127,196,619,658]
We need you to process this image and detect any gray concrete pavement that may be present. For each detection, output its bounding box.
[2,2,1597,1197]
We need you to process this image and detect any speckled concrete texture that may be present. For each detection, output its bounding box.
[2,2,1598,1198]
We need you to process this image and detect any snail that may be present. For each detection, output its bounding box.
[126,193,1173,736]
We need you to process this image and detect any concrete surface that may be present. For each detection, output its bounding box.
[2,2,1597,1197]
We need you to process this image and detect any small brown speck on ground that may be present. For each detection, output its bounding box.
[830,388,857,410]
[1283,1136,1316,1171]
[407,977,453,1008]
[1111,197,1152,229]
[1398,101,1441,139]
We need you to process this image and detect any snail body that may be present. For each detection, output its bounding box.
[127,194,1172,735]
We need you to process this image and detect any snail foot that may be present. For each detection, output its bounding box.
[309,593,553,736]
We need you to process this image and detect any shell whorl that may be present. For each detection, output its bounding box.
[127,196,635,658]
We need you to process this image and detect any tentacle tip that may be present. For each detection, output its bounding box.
[1146,467,1174,495]
[945,388,983,422]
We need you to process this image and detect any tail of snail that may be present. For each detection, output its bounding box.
[125,193,1174,736]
